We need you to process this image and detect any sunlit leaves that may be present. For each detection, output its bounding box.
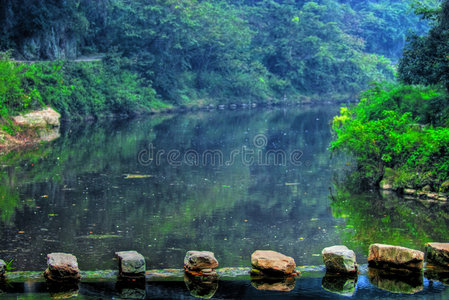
[331,83,449,187]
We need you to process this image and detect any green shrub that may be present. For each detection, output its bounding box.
[331,83,449,188]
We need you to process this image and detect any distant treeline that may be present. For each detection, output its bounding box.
[0,0,428,107]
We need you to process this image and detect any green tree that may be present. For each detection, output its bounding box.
[399,0,449,90]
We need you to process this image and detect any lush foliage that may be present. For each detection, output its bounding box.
[331,0,449,190]
[0,0,425,106]
[399,0,449,90]
[0,52,165,121]
[331,83,449,189]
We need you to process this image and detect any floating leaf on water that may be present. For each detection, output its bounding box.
[312,254,320,257]
[48,213,58,217]
[18,231,25,234]
[223,185,231,188]
[124,174,153,179]
[299,237,304,240]
[285,183,300,186]
[310,218,319,221]
[41,195,48,198]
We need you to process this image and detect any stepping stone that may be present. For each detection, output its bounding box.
[184,251,219,276]
[44,253,81,282]
[0,259,5,277]
[368,244,424,272]
[251,250,298,276]
[115,251,146,278]
[322,245,358,274]
[425,243,449,267]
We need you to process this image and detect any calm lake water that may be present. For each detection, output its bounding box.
[1,106,449,284]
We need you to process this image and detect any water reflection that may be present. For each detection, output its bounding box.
[184,273,219,299]
[0,106,342,271]
[251,275,296,292]
[330,185,449,263]
[321,273,357,296]
[1,105,449,275]
[368,268,424,294]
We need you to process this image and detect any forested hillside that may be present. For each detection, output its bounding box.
[331,0,449,193]
[0,0,428,118]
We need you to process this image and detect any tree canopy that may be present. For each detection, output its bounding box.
[0,0,428,104]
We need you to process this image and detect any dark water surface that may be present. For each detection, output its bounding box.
[0,106,449,295]
[0,273,448,299]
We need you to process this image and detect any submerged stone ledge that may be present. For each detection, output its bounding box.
[3,266,326,282]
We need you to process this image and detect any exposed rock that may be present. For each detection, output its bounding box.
[44,253,81,282]
[184,272,219,299]
[39,127,61,142]
[322,273,357,297]
[251,250,297,276]
[369,267,423,294]
[404,189,417,195]
[251,275,296,292]
[184,251,219,276]
[322,245,358,274]
[380,181,393,190]
[368,244,424,272]
[417,191,427,198]
[115,251,146,278]
[0,259,5,277]
[425,243,449,267]
[426,192,438,199]
[13,107,60,128]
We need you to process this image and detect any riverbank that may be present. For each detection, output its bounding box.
[0,99,354,154]
[0,107,61,153]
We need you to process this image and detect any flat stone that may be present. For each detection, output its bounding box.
[425,193,437,199]
[251,250,297,276]
[44,253,81,282]
[115,251,146,276]
[322,245,358,274]
[404,189,417,195]
[13,107,60,128]
[368,244,424,271]
[426,243,449,267]
[0,259,5,277]
[184,251,219,274]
